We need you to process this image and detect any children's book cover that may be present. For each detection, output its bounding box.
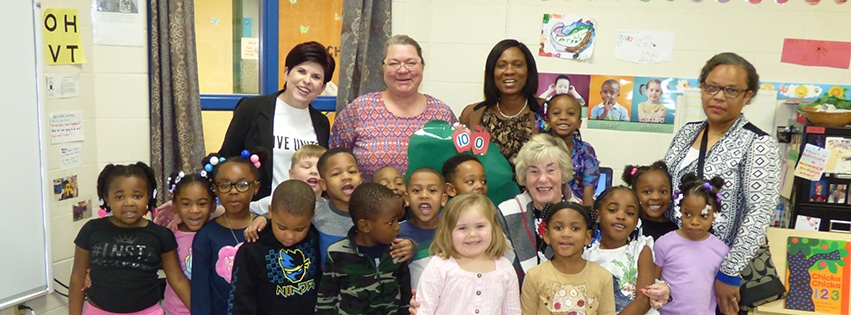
[785,236,850,314]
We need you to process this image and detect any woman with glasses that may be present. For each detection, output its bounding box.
[664,52,781,315]
[330,34,457,181]
[458,39,542,168]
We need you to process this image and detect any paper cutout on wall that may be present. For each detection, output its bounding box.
[781,38,851,69]
[300,25,309,34]
[540,14,596,61]
[615,30,674,64]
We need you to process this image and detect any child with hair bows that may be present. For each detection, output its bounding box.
[192,149,265,315]
[651,173,729,315]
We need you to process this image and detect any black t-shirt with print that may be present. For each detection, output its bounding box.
[74,218,177,313]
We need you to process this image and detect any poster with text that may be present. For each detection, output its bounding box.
[92,0,145,46]
[539,14,596,61]
[537,73,590,117]
[43,8,86,64]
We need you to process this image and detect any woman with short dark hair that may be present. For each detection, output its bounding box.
[664,52,781,315]
[219,41,335,204]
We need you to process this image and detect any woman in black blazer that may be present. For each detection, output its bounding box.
[219,41,335,201]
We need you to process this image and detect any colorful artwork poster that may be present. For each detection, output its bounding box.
[536,72,591,116]
[586,75,672,134]
[631,77,677,124]
[539,14,596,61]
[785,237,850,314]
[759,82,850,101]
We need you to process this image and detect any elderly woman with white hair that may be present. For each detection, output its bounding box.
[497,133,580,280]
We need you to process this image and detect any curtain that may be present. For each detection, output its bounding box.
[150,0,206,205]
[336,0,392,112]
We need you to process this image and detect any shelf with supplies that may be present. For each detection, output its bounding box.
[789,123,851,233]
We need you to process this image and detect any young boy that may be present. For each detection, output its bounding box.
[229,180,320,315]
[249,144,327,215]
[316,183,412,315]
[373,166,406,198]
[590,79,629,121]
[400,167,446,287]
[290,144,326,200]
[246,148,415,265]
[441,153,488,198]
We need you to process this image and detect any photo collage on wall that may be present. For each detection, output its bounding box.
[537,73,682,134]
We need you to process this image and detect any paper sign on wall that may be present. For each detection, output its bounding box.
[60,144,82,170]
[46,73,80,99]
[92,0,145,46]
[43,8,86,64]
[794,144,830,181]
[241,38,259,60]
[615,30,674,64]
[781,38,851,69]
[50,111,84,144]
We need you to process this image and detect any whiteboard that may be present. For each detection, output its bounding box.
[0,0,53,309]
[676,88,779,134]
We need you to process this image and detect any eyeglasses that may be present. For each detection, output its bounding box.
[214,180,258,193]
[702,84,748,99]
[383,60,421,71]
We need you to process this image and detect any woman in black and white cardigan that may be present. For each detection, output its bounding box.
[664,52,781,315]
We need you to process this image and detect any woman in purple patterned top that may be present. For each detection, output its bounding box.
[330,35,457,182]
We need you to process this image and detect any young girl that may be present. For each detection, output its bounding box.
[621,161,678,241]
[538,93,600,206]
[441,153,488,197]
[652,173,728,315]
[162,171,215,315]
[637,79,665,124]
[416,193,520,315]
[521,202,616,315]
[583,187,665,315]
[69,163,190,315]
[192,150,264,315]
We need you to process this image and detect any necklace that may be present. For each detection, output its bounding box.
[223,213,253,244]
[497,100,528,119]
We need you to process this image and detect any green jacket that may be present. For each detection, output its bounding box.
[315,227,412,315]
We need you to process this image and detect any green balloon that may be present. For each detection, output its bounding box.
[406,120,520,207]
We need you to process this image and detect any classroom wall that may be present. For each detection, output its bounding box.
[16,0,844,313]
[0,0,150,314]
[391,0,851,184]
